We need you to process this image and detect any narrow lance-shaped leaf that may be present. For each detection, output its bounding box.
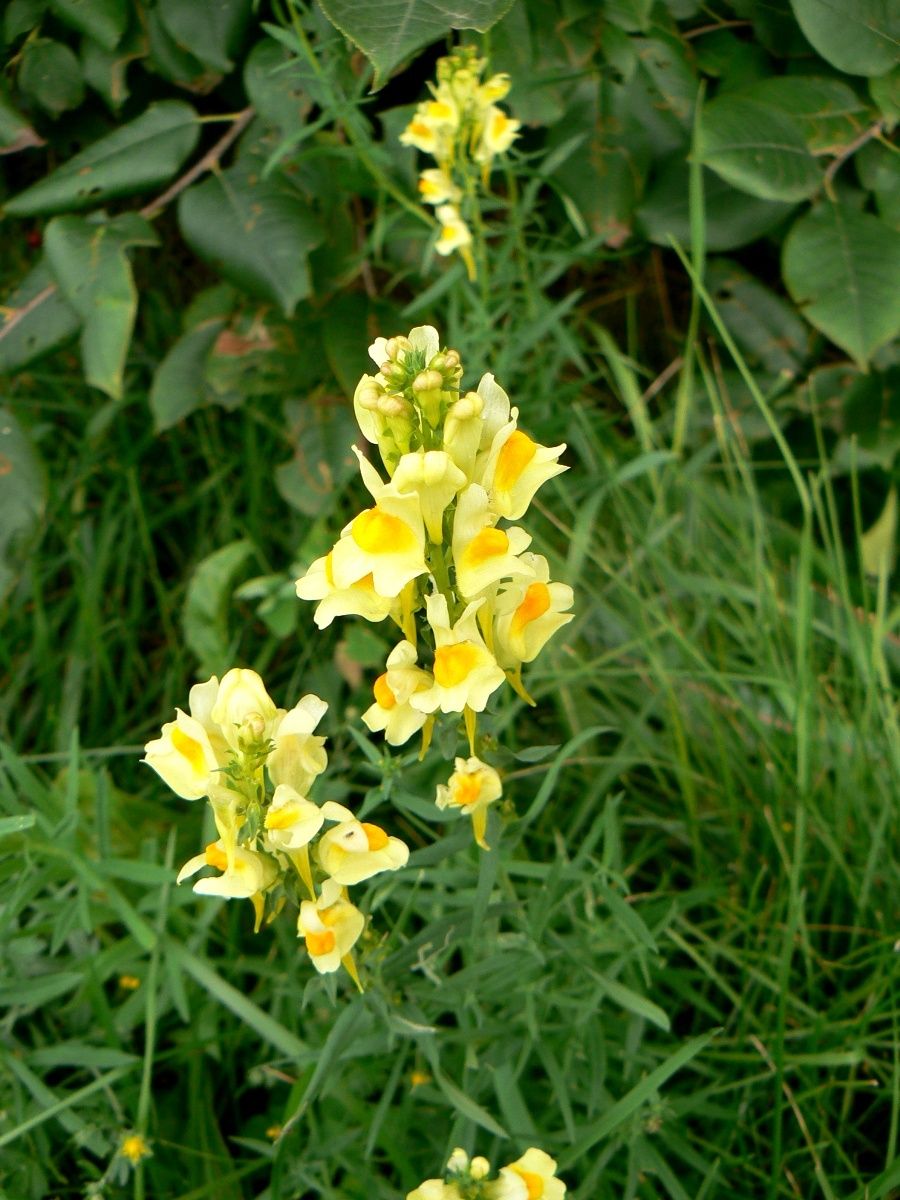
[5,101,199,217]
[44,213,159,399]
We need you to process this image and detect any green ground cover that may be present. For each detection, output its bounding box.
[1,1,898,1198]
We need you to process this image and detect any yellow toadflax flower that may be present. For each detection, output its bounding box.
[295,551,398,629]
[493,555,575,670]
[316,802,409,885]
[411,594,505,715]
[495,1148,566,1199]
[452,483,534,600]
[418,167,461,206]
[480,419,568,520]
[435,205,473,258]
[436,755,503,849]
[142,708,220,800]
[362,640,432,746]
[262,783,325,852]
[476,105,521,163]
[298,877,365,975]
[330,488,428,599]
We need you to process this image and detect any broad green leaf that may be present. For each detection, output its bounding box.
[840,366,900,470]
[157,0,252,74]
[177,165,323,315]
[44,213,158,398]
[145,7,211,89]
[5,0,46,42]
[869,66,899,124]
[317,0,517,87]
[694,29,769,92]
[0,260,80,374]
[699,95,823,201]
[80,30,135,110]
[18,38,85,116]
[604,0,653,33]
[783,201,900,367]
[275,398,359,518]
[183,539,255,675]
[638,158,795,251]
[856,141,900,228]
[5,100,199,216]
[0,91,44,152]
[707,260,808,377]
[789,0,899,76]
[244,38,311,134]
[49,0,127,50]
[149,317,227,431]
[0,409,45,599]
[738,76,872,153]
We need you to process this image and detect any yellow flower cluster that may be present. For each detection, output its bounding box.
[296,326,574,849]
[400,47,521,277]
[142,667,408,985]
[408,1146,566,1199]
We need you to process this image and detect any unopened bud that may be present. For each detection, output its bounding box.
[380,361,407,386]
[449,391,482,421]
[443,349,461,371]
[356,380,383,410]
[384,335,411,361]
[377,395,412,418]
[413,369,443,394]
[239,713,266,742]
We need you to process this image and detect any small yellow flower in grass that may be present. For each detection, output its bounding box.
[362,640,432,746]
[436,755,502,849]
[119,1132,151,1166]
[495,1148,566,1199]
[399,116,442,155]
[142,709,220,800]
[452,483,533,599]
[263,784,324,852]
[418,168,461,206]
[316,802,409,885]
[295,551,398,629]
[392,449,467,544]
[479,72,512,103]
[267,694,328,795]
[118,974,141,990]
[476,105,521,162]
[297,877,364,974]
[493,554,574,668]
[447,1147,491,1179]
[435,205,473,256]
[411,594,505,715]
[481,420,568,520]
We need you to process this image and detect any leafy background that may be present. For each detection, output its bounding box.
[0,1,898,1198]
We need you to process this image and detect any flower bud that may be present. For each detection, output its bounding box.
[413,369,443,394]
[380,361,407,387]
[377,395,412,418]
[356,380,383,410]
[384,335,411,361]
[448,391,482,421]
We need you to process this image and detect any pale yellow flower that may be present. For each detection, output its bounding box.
[411,594,505,714]
[142,709,219,800]
[436,755,502,849]
[119,1132,151,1165]
[316,802,409,885]
[418,168,461,206]
[452,483,533,599]
[362,640,432,746]
[496,1148,566,1199]
[481,419,567,519]
[177,840,277,900]
[493,554,574,668]
[407,1181,461,1200]
[479,73,511,104]
[263,783,324,852]
[297,877,365,973]
[295,550,398,629]
[210,668,279,751]
[393,449,467,543]
[476,105,521,162]
[267,694,328,794]
[435,205,472,256]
